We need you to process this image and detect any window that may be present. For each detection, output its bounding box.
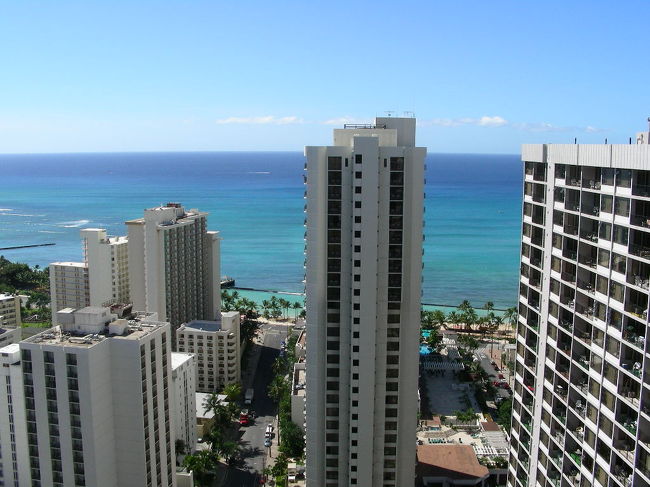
[355,171,362,179]
[354,230,361,238]
[354,201,361,209]
[355,186,362,194]
[355,154,362,164]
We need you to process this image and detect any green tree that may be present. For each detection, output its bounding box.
[426,327,444,353]
[292,301,303,321]
[279,420,305,458]
[182,450,219,486]
[496,398,513,429]
[222,382,242,403]
[503,306,518,331]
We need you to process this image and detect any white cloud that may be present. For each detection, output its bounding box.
[215,116,303,125]
[421,116,509,127]
[322,117,371,125]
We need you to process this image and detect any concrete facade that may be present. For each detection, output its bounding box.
[508,136,650,487]
[14,307,176,487]
[81,228,130,307]
[171,352,198,454]
[175,311,240,392]
[304,117,425,487]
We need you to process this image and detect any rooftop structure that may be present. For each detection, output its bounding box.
[416,445,490,486]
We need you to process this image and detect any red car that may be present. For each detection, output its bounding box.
[239,411,249,426]
[498,373,505,380]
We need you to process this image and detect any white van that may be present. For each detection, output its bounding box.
[265,424,274,438]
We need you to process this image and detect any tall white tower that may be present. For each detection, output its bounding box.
[126,203,221,334]
[304,117,425,487]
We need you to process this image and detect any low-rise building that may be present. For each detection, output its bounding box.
[0,293,22,328]
[0,327,22,347]
[416,444,490,486]
[195,392,227,439]
[171,352,197,455]
[290,362,306,432]
[176,311,240,392]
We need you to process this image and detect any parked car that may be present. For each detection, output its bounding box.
[264,438,272,447]
[497,373,505,380]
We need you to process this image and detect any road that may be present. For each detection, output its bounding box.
[226,323,288,486]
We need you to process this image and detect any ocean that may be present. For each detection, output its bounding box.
[0,152,522,309]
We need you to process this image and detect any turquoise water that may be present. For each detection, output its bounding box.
[0,152,522,308]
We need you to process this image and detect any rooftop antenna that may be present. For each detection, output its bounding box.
[647,117,650,131]
[385,111,396,118]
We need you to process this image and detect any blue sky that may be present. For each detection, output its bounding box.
[0,0,648,154]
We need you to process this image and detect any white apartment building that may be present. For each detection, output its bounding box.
[509,132,650,487]
[0,344,30,486]
[18,307,176,487]
[81,228,130,307]
[176,311,240,392]
[126,203,221,334]
[50,229,129,323]
[304,117,425,487]
[171,352,197,454]
[0,293,22,328]
[49,262,90,320]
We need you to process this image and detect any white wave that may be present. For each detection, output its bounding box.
[58,219,91,228]
[0,213,45,217]
[37,230,65,234]
[0,208,14,212]
[248,171,271,175]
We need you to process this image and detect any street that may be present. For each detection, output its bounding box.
[226,323,288,486]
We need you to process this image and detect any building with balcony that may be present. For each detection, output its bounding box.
[304,117,425,487]
[126,203,221,337]
[509,131,650,487]
[0,293,22,328]
[175,311,240,392]
[171,352,197,455]
[16,307,176,487]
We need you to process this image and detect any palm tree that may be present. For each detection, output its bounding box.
[503,306,518,333]
[431,309,446,329]
[222,382,242,403]
[183,450,219,486]
[292,301,303,321]
[447,311,460,330]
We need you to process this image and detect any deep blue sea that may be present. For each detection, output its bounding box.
[0,152,522,308]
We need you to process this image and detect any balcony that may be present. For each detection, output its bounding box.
[582,179,602,191]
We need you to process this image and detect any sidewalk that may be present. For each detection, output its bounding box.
[242,330,265,390]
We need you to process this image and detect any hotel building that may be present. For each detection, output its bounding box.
[126,203,221,335]
[175,311,240,392]
[50,229,129,322]
[304,117,425,487]
[18,307,176,487]
[509,132,650,487]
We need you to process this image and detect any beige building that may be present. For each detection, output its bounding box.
[0,293,22,328]
[126,203,220,336]
[176,311,240,392]
[304,117,425,487]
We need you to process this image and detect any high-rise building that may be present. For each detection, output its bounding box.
[508,131,650,487]
[0,344,30,486]
[171,352,197,454]
[81,228,130,307]
[175,311,240,392]
[49,262,90,320]
[18,307,176,487]
[126,203,221,334]
[304,117,426,487]
[50,229,129,323]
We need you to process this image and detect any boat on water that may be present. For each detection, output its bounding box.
[220,276,235,288]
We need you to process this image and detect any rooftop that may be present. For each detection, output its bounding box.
[416,444,489,482]
[50,261,87,268]
[196,392,227,420]
[24,308,166,348]
[182,320,222,332]
[171,352,194,370]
